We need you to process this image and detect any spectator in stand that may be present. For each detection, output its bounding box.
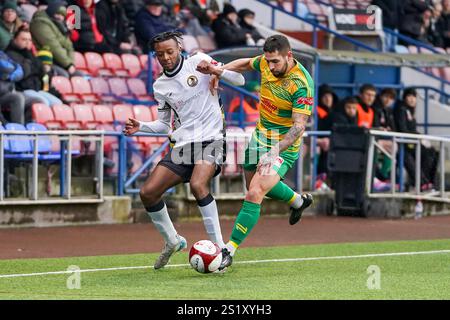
[212,3,253,49]
[437,0,450,48]
[238,9,265,46]
[177,8,209,37]
[394,87,439,190]
[67,0,113,53]
[134,0,179,53]
[426,2,444,47]
[6,27,62,107]
[372,88,397,182]
[356,84,377,129]
[95,0,141,54]
[399,0,434,44]
[371,0,403,50]
[122,0,144,31]
[180,0,222,31]
[0,0,26,51]
[373,88,397,131]
[0,50,26,124]
[331,97,359,126]
[30,1,82,77]
[316,84,339,177]
[372,0,403,30]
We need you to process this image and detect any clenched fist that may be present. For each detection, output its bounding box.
[123,118,140,136]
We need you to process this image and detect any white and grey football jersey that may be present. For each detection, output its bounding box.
[153,52,225,148]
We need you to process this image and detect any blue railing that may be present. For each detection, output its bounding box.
[253,0,450,89]
[383,28,444,55]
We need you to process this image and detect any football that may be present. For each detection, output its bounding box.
[189,240,223,273]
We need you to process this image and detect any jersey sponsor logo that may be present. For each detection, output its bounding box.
[296,97,314,106]
[261,97,278,113]
[187,75,198,87]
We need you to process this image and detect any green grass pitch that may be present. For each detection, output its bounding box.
[0,239,449,300]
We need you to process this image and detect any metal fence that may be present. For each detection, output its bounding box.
[0,130,104,205]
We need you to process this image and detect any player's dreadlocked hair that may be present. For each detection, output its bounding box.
[149,31,183,51]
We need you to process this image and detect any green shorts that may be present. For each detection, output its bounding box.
[243,137,299,179]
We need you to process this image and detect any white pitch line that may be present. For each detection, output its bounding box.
[0,249,449,279]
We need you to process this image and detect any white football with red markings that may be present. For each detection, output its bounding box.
[189,240,222,274]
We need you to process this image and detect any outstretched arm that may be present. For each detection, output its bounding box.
[123,102,171,136]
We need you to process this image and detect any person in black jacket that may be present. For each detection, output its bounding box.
[316,84,339,176]
[331,97,359,126]
[134,0,178,53]
[5,27,62,107]
[238,8,265,46]
[373,88,397,131]
[95,0,140,54]
[211,3,251,49]
[398,0,433,43]
[371,0,403,29]
[394,87,439,190]
[437,0,450,48]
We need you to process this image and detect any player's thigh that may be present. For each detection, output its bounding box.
[140,164,184,196]
[248,168,281,195]
[190,160,217,187]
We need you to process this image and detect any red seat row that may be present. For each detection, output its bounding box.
[51,76,154,104]
[74,52,154,78]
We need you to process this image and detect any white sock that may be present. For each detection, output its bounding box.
[226,241,238,257]
[198,195,225,248]
[290,193,304,209]
[146,202,178,247]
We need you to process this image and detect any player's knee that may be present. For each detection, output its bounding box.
[246,187,264,203]
[139,185,160,206]
[189,179,209,199]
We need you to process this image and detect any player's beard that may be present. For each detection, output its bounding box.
[271,59,289,78]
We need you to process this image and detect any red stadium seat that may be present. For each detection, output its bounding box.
[108,78,134,99]
[84,52,114,77]
[103,53,129,77]
[132,105,160,150]
[90,77,116,103]
[127,78,153,101]
[31,103,61,129]
[92,105,114,124]
[139,54,148,70]
[52,104,82,129]
[121,53,142,77]
[72,104,98,129]
[132,105,153,122]
[51,76,81,103]
[74,51,90,74]
[112,104,134,123]
[71,76,99,103]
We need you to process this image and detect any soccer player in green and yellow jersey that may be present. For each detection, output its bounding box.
[196,35,314,271]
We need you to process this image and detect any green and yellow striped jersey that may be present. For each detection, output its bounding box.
[250,55,314,153]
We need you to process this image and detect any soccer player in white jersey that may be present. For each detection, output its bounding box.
[123,31,245,269]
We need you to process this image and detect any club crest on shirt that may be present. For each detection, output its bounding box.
[187,75,198,87]
[281,79,290,88]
